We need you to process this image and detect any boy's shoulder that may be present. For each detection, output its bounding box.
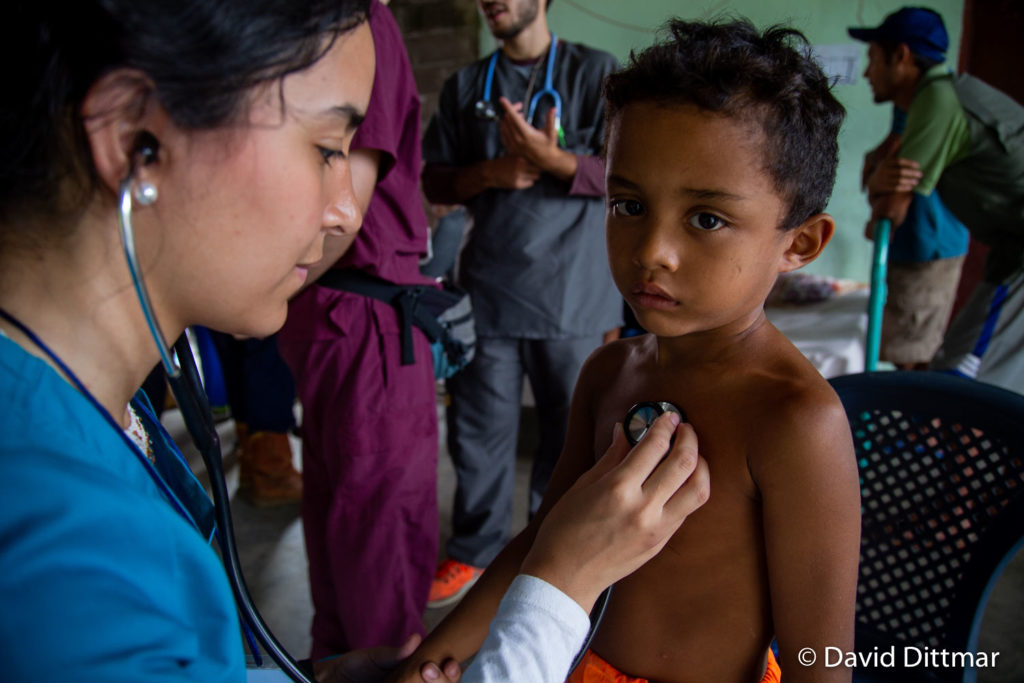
[745,332,843,416]
[733,338,852,466]
[699,326,847,439]
[574,335,657,404]
[580,334,652,374]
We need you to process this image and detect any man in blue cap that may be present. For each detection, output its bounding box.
[852,7,969,372]
[850,6,1024,393]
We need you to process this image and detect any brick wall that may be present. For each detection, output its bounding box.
[388,0,480,130]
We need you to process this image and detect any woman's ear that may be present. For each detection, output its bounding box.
[81,69,169,195]
[779,213,835,273]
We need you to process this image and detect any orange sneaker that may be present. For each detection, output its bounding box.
[428,559,484,608]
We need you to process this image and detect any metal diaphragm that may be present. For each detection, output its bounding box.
[624,401,685,446]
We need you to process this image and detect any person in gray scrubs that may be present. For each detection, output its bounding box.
[421,0,622,604]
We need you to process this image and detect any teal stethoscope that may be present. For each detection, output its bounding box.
[474,32,566,147]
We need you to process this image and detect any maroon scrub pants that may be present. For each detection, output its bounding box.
[279,286,438,657]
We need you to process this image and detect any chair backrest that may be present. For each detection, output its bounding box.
[829,371,1024,682]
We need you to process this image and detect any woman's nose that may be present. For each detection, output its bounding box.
[322,170,363,236]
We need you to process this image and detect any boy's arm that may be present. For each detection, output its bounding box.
[754,390,861,682]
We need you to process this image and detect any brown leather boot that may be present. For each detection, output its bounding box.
[238,430,302,506]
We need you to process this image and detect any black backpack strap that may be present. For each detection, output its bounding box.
[315,269,421,366]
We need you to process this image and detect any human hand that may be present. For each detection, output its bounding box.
[520,412,709,612]
[864,218,877,241]
[867,156,922,194]
[861,135,901,190]
[498,96,559,167]
[313,634,461,683]
[866,189,913,239]
[484,153,541,190]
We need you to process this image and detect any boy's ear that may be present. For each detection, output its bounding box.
[81,69,171,196]
[779,213,835,273]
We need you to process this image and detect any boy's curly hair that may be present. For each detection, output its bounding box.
[604,18,845,229]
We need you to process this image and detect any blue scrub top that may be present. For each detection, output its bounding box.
[0,335,244,681]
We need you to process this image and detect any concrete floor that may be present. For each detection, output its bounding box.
[168,395,1024,681]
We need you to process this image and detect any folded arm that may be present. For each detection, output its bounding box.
[865,156,921,239]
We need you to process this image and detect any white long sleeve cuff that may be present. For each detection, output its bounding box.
[463,574,591,683]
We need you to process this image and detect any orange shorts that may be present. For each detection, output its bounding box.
[566,647,781,682]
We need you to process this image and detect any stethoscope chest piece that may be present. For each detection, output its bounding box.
[625,401,685,446]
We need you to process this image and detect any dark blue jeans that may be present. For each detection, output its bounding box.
[209,331,296,432]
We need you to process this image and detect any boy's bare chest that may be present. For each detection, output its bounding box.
[592,364,764,492]
[589,367,777,680]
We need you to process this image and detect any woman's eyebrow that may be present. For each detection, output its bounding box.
[315,104,366,132]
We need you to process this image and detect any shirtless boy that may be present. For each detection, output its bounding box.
[402,19,861,682]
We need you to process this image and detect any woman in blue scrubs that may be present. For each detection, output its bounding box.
[0,2,708,681]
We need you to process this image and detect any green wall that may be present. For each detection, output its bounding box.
[479,0,964,282]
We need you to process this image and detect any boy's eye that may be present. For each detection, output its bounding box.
[688,212,726,231]
[318,145,345,166]
[609,199,644,217]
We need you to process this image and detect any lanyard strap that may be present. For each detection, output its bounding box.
[0,307,200,531]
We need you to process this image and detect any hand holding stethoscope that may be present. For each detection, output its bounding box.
[476,33,567,155]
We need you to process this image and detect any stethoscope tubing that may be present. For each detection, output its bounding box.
[170,337,315,683]
[478,32,562,126]
[116,168,312,679]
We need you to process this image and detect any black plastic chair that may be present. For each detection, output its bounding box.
[829,371,1024,683]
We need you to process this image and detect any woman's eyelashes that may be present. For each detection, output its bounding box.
[317,145,346,166]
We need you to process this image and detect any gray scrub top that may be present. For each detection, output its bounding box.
[423,40,623,339]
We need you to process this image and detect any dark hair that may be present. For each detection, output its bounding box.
[2,0,370,228]
[603,18,846,229]
[878,40,942,72]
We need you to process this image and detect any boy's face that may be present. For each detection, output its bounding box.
[605,102,798,340]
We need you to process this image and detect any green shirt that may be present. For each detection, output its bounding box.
[902,65,971,196]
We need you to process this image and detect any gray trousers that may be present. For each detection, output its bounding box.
[444,335,601,567]
[932,264,1024,394]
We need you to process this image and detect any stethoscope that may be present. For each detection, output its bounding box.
[18,136,609,681]
[2,227,679,680]
[119,153,316,680]
[474,32,566,147]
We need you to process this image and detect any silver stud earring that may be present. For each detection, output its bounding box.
[133,181,158,206]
